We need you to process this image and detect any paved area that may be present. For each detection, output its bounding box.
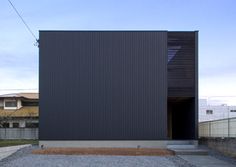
[179,155,236,167]
[0,146,235,167]
[0,144,31,161]
[0,146,193,167]
[2,155,178,167]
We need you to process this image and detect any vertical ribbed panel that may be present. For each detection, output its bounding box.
[39,31,167,140]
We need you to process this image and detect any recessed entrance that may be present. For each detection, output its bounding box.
[168,97,196,139]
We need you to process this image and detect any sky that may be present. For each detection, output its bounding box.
[0,0,236,104]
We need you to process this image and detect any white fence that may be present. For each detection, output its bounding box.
[199,117,236,138]
[0,128,38,139]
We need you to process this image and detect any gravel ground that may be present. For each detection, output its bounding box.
[0,146,196,167]
[197,144,236,166]
[208,148,236,166]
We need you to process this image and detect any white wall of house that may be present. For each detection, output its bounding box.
[8,120,24,128]
[17,99,22,108]
[19,120,25,128]
[8,119,38,128]
[199,99,236,122]
[0,99,3,107]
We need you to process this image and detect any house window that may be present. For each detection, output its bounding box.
[26,123,38,128]
[1,123,9,128]
[230,110,236,112]
[5,100,17,107]
[206,110,213,114]
[22,101,39,106]
[13,123,19,128]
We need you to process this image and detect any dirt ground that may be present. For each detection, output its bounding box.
[32,147,174,156]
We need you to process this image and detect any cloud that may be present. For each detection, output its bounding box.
[199,73,236,97]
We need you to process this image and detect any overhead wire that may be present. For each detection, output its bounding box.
[0,88,38,91]
[3,1,38,94]
[7,0,38,44]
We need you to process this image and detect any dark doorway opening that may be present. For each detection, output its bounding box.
[168,97,196,139]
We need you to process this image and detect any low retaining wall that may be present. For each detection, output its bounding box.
[39,140,198,148]
[39,140,167,148]
[199,137,236,158]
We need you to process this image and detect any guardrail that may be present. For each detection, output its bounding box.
[199,117,236,138]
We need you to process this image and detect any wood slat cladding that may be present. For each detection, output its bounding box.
[39,31,167,140]
[167,32,198,140]
[167,32,197,97]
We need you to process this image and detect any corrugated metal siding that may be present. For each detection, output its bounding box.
[39,31,167,140]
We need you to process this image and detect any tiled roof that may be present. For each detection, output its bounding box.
[18,93,39,99]
[0,93,38,99]
[0,106,38,117]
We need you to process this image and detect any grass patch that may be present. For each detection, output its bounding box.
[0,140,38,147]
[32,147,174,156]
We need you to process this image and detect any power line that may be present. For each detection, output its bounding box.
[7,0,38,43]
[201,96,236,98]
[0,88,38,91]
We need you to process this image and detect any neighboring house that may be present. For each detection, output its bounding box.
[0,93,39,128]
[199,99,236,122]
[39,31,198,148]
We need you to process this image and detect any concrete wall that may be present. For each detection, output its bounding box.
[39,140,167,148]
[199,117,236,138]
[0,128,38,139]
[199,138,236,158]
[39,140,198,148]
[199,117,236,158]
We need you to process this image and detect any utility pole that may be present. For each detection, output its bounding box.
[228,105,230,138]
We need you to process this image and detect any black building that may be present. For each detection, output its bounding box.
[39,31,198,147]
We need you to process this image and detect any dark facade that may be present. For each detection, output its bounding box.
[39,31,198,140]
